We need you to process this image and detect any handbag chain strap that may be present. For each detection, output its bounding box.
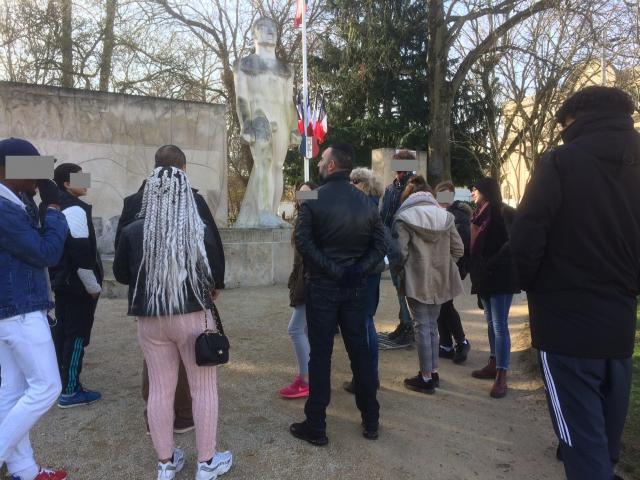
[202,277,225,336]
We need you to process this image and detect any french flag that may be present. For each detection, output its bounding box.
[294,0,308,28]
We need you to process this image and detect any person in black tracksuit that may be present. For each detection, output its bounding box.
[114,145,225,433]
[49,163,104,407]
[435,181,472,363]
[511,86,640,480]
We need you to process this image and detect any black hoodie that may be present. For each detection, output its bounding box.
[511,113,640,358]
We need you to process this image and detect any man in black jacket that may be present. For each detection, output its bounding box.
[290,143,386,446]
[114,145,226,434]
[511,86,640,480]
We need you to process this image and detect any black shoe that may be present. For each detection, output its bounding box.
[362,427,379,440]
[439,345,455,359]
[289,421,329,446]
[387,323,404,340]
[393,326,414,346]
[432,372,440,388]
[361,421,379,440]
[453,340,470,364]
[404,374,435,394]
[174,415,195,434]
[343,381,355,394]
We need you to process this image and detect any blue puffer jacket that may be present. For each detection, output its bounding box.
[0,196,68,320]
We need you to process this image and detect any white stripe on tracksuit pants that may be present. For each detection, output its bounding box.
[538,349,632,480]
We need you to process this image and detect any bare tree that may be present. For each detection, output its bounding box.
[426,0,561,184]
[60,0,73,87]
[99,0,117,90]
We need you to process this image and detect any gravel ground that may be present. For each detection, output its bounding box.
[14,277,565,480]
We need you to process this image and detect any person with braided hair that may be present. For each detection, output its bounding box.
[113,167,232,480]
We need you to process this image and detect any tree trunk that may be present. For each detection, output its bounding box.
[60,0,73,87]
[426,0,452,185]
[99,0,117,91]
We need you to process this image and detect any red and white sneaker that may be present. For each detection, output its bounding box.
[279,376,309,399]
[15,468,68,480]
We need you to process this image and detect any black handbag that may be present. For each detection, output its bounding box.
[195,300,230,366]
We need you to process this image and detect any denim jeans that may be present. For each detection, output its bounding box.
[480,294,513,370]
[287,305,310,376]
[305,277,379,432]
[407,299,441,373]
[365,274,381,382]
[390,269,412,327]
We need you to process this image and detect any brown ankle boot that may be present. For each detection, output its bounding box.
[490,369,508,398]
[471,357,497,379]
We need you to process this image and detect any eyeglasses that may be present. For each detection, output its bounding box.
[351,179,360,185]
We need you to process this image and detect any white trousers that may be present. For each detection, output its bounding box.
[0,311,61,478]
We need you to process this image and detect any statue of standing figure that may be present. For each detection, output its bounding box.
[233,17,300,228]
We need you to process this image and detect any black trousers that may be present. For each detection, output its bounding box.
[539,350,632,480]
[437,299,466,347]
[52,291,99,395]
[304,278,379,433]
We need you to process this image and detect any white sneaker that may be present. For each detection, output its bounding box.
[157,447,186,480]
[195,451,233,480]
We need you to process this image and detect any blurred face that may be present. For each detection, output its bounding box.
[65,168,87,197]
[0,166,37,196]
[471,187,485,205]
[396,171,407,182]
[296,183,311,207]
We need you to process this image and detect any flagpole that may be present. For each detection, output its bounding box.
[301,0,310,182]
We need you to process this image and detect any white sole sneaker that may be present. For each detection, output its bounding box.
[157,447,186,480]
[195,451,233,480]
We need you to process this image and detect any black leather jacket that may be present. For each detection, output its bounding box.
[295,170,387,281]
[113,218,220,317]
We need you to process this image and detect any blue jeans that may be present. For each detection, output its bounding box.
[287,305,310,376]
[390,269,411,327]
[480,294,513,370]
[365,274,381,382]
[305,277,379,432]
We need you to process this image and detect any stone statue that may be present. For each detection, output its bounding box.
[233,17,300,228]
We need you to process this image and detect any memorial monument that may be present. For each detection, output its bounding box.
[233,17,300,228]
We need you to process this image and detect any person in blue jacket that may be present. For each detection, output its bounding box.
[0,138,70,480]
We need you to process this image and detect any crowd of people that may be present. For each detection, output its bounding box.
[0,85,638,480]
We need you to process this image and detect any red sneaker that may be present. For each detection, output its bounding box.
[34,468,67,480]
[279,376,309,399]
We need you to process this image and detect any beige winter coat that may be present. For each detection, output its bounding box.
[393,192,465,304]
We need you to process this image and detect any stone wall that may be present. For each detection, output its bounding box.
[0,82,228,253]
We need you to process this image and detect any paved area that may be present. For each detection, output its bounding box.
[21,278,565,479]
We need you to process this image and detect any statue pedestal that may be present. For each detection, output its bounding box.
[218,227,293,288]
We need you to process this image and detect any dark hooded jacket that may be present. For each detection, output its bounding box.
[448,201,472,279]
[511,112,640,358]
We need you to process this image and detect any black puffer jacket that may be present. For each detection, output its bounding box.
[448,201,471,279]
[113,218,220,317]
[48,192,103,295]
[511,112,640,358]
[295,170,387,280]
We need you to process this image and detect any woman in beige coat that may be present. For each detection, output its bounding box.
[392,176,464,394]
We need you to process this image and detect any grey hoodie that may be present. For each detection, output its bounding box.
[393,192,465,304]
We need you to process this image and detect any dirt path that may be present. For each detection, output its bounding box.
[27,277,564,480]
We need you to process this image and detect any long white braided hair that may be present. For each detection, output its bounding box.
[133,166,211,315]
